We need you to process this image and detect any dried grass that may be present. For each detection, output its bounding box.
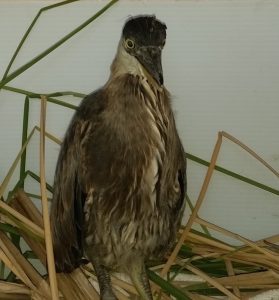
[0,128,278,299]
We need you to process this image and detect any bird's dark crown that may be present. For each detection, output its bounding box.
[122,15,167,47]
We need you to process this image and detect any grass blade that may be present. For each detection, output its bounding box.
[0,223,20,236]
[2,0,78,80]
[26,171,53,193]
[3,85,85,99]
[19,97,29,189]
[0,127,36,199]
[147,269,191,300]
[0,0,119,89]
[186,153,279,196]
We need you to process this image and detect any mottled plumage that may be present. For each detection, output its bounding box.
[51,15,186,300]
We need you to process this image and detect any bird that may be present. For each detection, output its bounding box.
[50,15,186,300]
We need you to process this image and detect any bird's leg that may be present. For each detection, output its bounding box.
[88,254,117,300]
[128,259,153,300]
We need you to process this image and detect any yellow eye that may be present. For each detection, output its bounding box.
[125,39,135,49]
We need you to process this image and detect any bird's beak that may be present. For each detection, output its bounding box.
[136,47,164,86]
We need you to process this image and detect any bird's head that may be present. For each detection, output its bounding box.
[120,15,167,86]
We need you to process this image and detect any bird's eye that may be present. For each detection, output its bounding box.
[125,39,135,49]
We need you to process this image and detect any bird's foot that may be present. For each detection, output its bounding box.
[100,290,117,300]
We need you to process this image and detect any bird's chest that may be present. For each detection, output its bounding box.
[123,81,169,170]
[104,81,170,188]
[83,81,176,267]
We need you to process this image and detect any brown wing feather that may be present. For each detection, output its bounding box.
[50,118,84,272]
[50,90,106,272]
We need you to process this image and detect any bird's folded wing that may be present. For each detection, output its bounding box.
[50,118,86,273]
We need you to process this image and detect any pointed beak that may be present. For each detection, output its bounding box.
[136,46,164,86]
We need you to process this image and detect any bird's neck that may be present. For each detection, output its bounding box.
[109,41,144,79]
[109,41,161,91]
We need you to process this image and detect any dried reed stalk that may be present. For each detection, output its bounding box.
[195,217,279,264]
[216,270,279,286]
[0,248,30,286]
[0,200,44,240]
[34,126,62,145]
[0,231,51,299]
[229,257,279,271]
[186,231,234,252]
[0,280,30,300]
[184,263,240,300]
[0,232,36,289]
[11,194,46,266]
[0,280,30,295]
[39,96,59,300]
[57,271,100,300]
[225,259,244,297]
[222,131,279,178]
[83,266,139,296]
[13,190,44,228]
[11,190,101,300]
[70,268,100,300]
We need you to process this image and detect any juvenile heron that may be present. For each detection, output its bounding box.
[51,15,186,300]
